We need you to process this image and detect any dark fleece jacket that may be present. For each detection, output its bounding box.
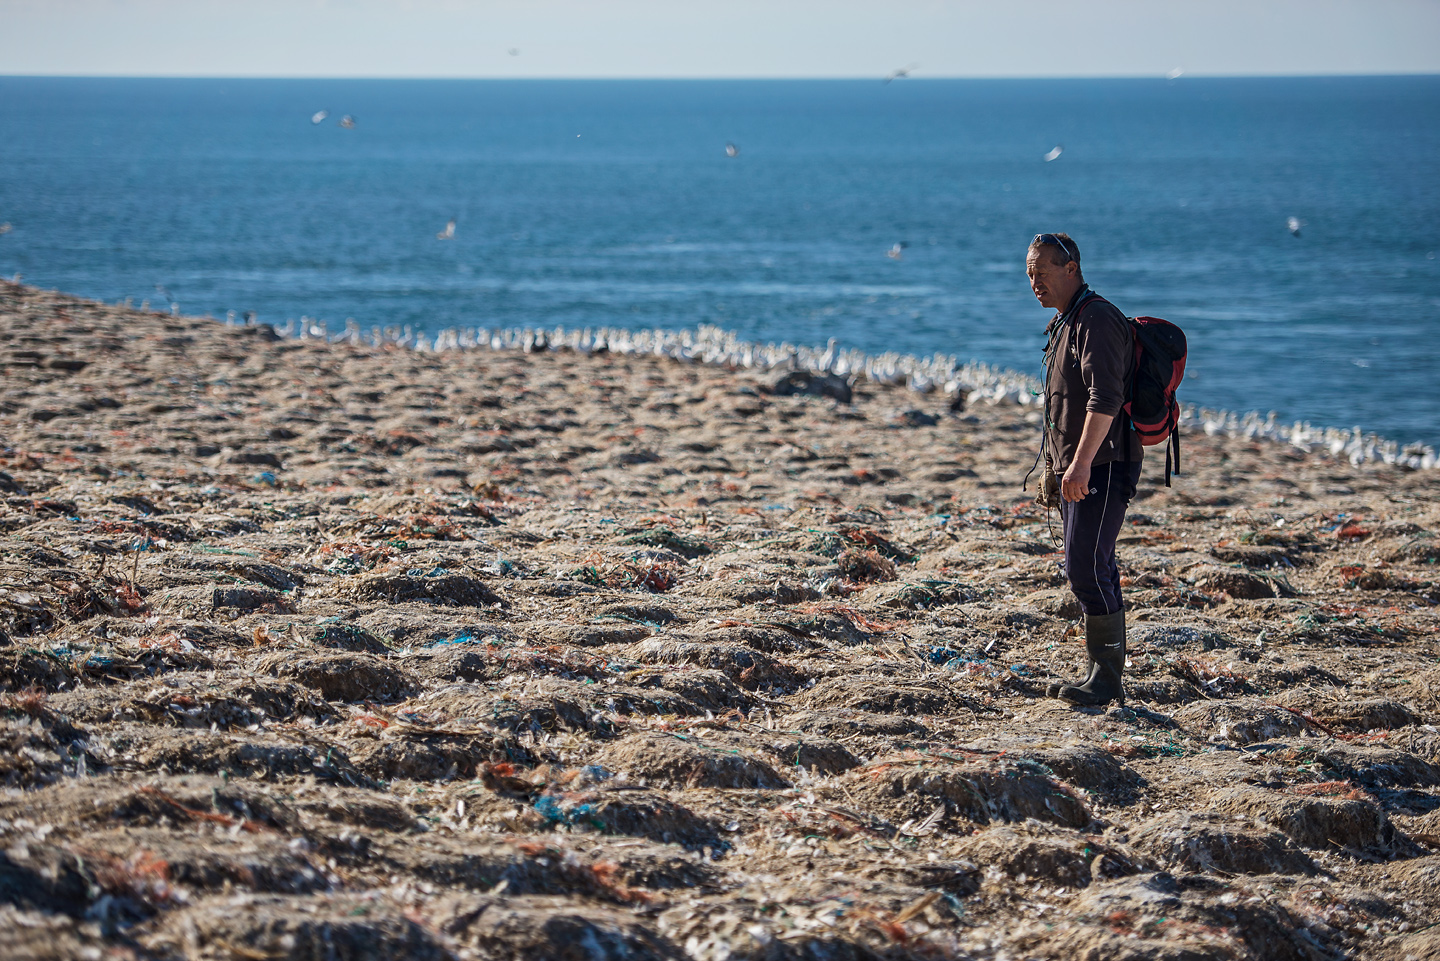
[1044,287,1143,472]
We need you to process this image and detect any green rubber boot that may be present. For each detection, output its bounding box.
[1046,651,1098,699]
[1057,611,1126,707]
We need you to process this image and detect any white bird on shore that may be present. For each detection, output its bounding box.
[885,63,919,83]
[311,110,328,125]
[1287,217,1303,237]
[339,115,356,129]
[1044,145,1063,162]
[725,142,739,158]
[437,219,456,240]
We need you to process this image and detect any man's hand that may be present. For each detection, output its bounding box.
[1063,411,1115,502]
[1061,460,1092,502]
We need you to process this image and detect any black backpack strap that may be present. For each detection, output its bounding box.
[1121,312,1136,482]
[1161,411,1181,487]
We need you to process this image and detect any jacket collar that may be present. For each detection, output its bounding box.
[1062,284,1093,320]
[1046,284,1092,336]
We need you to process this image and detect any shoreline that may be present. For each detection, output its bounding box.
[21,276,1440,467]
[264,306,1439,471]
[2,279,1439,959]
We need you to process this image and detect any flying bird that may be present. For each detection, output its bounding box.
[1043,145,1064,162]
[887,242,908,260]
[0,223,11,236]
[311,110,328,124]
[508,48,520,56]
[1166,67,1185,81]
[885,63,919,83]
[437,219,456,240]
[725,142,739,158]
[339,115,356,129]
[1287,217,1303,237]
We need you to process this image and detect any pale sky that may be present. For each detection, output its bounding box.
[2,0,1438,79]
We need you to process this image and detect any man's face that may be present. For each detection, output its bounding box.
[1026,249,1080,310]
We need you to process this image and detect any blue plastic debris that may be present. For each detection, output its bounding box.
[922,645,962,665]
[578,764,613,784]
[444,631,479,645]
[253,471,278,486]
[535,794,598,826]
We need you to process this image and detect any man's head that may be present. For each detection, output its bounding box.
[1026,232,1083,310]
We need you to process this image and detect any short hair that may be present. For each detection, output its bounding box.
[1029,232,1080,268]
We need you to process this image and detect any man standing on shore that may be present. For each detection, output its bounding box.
[1027,233,1142,707]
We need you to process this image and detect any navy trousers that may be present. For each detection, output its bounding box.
[1058,460,1142,616]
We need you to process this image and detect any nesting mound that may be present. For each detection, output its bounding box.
[1,281,1439,959]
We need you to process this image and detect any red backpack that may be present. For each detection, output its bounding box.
[1124,316,1187,485]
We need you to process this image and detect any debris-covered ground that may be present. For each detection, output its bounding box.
[2,279,1439,960]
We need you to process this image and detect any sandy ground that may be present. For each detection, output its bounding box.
[1,279,1439,960]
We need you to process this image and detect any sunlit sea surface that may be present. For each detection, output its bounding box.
[1,76,1438,445]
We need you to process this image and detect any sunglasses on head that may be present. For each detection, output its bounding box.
[1033,233,1077,264]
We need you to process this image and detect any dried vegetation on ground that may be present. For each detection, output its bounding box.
[2,280,1439,959]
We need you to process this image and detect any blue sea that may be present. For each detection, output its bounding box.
[1,76,1438,446]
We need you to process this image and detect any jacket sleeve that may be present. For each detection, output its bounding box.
[1075,305,1129,417]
